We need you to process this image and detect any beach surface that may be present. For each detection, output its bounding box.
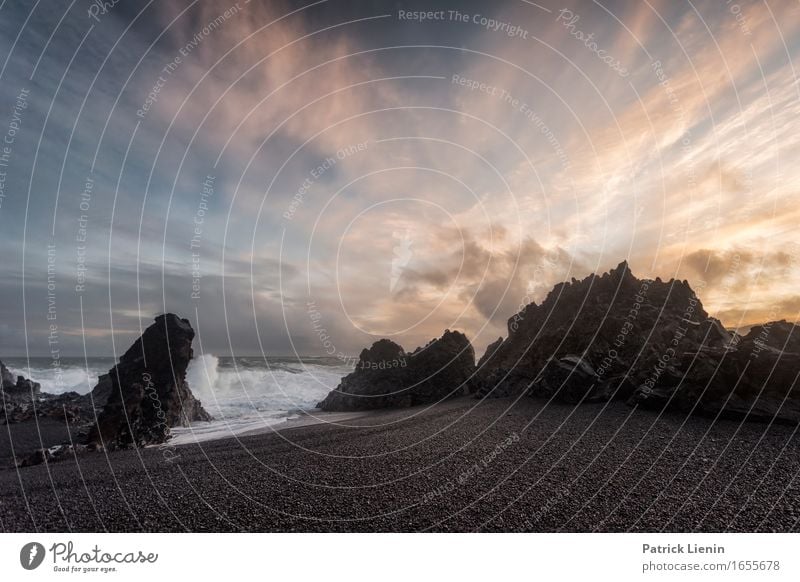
[1,397,799,532]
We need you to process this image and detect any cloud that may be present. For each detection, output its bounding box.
[385,228,585,350]
[2,0,800,357]
[683,248,793,286]
[679,244,800,327]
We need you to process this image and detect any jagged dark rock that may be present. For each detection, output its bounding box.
[529,355,607,404]
[1,361,47,424]
[4,315,211,467]
[318,330,476,411]
[87,314,211,450]
[629,319,800,422]
[476,261,718,400]
[1,360,16,389]
[476,261,800,423]
[2,391,90,426]
[0,360,41,403]
[1,358,136,427]
[477,337,504,370]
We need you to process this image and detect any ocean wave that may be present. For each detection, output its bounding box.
[4,361,104,395]
[177,354,349,443]
[186,354,348,412]
[5,354,349,444]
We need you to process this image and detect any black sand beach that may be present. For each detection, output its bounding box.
[2,397,799,532]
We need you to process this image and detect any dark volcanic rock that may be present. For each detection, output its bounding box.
[1,360,16,389]
[630,319,800,422]
[0,360,41,402]
[2,392,90,426]
[4,319,210,467]
[87,314,211,449]
[1,361,46,424]
[530,355,606,404]
[477,337,504,370]
[476,261,722,401]
[1,359,110,428]
[476,261,800,423]
[318,330,476,411]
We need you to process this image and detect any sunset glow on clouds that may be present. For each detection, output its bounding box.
[0,0,798,357]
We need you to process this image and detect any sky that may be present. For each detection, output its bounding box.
[0,0,798,358]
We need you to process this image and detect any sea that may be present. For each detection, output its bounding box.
[2,355,352,445]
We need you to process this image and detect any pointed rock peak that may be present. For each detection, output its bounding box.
[416,329,473,355]
[605,260,639,288]
[359,339,405,364]
[87,312,210,449]
[437,330,474,358]
[155,313,193,333]
[610,259,631,276]
[440,329,468,342]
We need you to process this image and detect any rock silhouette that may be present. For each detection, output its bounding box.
[318,330,476,410]
[1,360,41,402]
[7,315,212,466]
[475,261,799,423]
[630,319,800,422]
[87,314,211,449]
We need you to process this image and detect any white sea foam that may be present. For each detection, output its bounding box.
[173,354,350,444]
[4,361,104,395]
[5,354,348,445]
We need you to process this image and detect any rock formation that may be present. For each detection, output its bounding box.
[629,319,800,422]
[476,261,800,423]
[1,361,53,424]
[318,330,476,411]
[1,368,116,428]
[475,261,719,398]
[1,360,41,402]
[5,315,212,466]
[87,314,211,449]
[0,360,13,389]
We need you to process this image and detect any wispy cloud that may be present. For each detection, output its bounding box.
[0,0,798,356]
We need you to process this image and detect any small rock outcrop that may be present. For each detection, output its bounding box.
[1,360,41,402]
[1,361,52,424]
[318,330,476,411]
[0,360,14,388]
[87,314,211,449]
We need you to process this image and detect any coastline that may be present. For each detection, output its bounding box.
[170,408,377,445]
[2,396,798,532]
